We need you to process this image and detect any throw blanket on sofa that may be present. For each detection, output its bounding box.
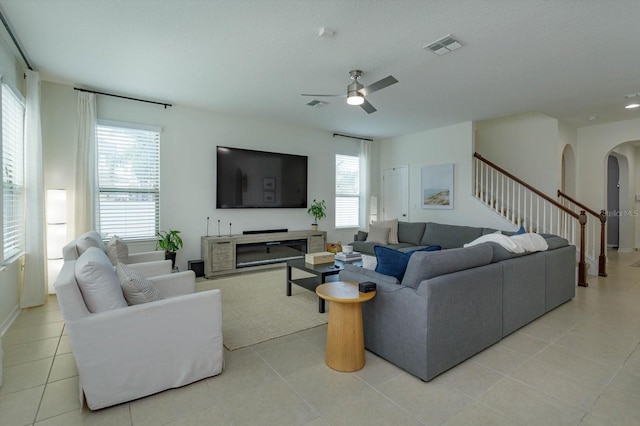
[464,232,548,253]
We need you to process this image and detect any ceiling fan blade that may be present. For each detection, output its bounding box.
[360,98,377,114]
[301,93,346,97]
[359,75,398,97]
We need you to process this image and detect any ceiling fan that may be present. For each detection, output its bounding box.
[302,70,398,114]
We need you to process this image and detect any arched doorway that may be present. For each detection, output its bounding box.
[607,155,619,248]
[562,144,576,196]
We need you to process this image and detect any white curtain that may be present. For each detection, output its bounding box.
[74,92,97,237]
[359,139,372,228]
[21,70,47,308]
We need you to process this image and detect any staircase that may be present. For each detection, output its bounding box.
[473,153,607,286]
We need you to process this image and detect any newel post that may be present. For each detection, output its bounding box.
[598,210,607,277]
[578,211,588,287]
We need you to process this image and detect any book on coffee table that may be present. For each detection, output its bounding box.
[335,252,362,262]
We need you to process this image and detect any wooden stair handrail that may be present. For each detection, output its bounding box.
[557,190,607,277]
[474,152,587,286]
[474,153,579,220]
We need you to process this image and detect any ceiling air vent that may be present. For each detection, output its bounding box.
[424,34,463,56]
[306,100,328,108]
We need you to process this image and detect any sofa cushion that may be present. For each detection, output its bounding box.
[75,247,127,313]
[116,262,163,305]
[397,221,426,245]
[420,222,485,249]
[544,236,569,250]
[401,244,494,289]
[372,219,399,244]
[366,226,391,245]
[76,231,106,255]
[375,245,443,281]
[106,235,129,266]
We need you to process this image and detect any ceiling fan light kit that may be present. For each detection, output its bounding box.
[625,93,640,109]
[301,69,398,114]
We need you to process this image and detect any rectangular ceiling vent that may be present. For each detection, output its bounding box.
[306,100,328,108]
[424,34,463,56]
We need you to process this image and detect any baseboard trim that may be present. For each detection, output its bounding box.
[0,304,20,336]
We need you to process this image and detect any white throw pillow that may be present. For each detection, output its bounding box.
[464,233,525,253]
[510,233,549,252]
[372,219,399,244]
[366,225,391,245]
[75,247,127,313]
[106,235,129,266]
[361,254,378,270]
[116,262,163,305]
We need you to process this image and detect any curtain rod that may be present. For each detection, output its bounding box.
[74,87,172,109]
[332,132,373,142]
[0,9,32,70]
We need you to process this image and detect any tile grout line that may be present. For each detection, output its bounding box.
[30,323,65,426]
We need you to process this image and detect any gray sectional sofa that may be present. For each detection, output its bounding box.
[340,221,576,382]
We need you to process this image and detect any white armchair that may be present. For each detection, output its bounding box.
[54,248,223,410]
[62,231,171,277]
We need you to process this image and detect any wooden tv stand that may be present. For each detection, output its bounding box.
[201,230,327,277]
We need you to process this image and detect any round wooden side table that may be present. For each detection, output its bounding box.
[315,281,376,372]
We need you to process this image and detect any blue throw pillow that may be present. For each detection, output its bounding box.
[374,245,442,280]
[374,246,412,281]
[515,226,526,235]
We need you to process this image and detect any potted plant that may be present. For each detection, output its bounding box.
[307,199,327,231]
[156,229,183,269]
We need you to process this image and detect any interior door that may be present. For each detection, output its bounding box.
[382,166,409,221]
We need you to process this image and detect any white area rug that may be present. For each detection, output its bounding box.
[196,267,327,350]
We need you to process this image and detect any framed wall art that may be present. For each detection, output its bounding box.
[421,164,454,209]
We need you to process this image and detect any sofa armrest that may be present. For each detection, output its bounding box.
[126,260,172,278]
[128,250,166,263]
[65,289,223,409]
[149,270,196,298]
[339,263,399,285]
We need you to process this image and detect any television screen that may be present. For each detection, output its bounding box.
[216,146,308,208]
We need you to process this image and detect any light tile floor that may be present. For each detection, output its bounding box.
[1,250,640,425]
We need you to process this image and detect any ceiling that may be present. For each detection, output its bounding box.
[1,0,640,139]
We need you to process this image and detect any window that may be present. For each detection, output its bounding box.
[96,121,160,240]
[335,154,360,228]
[2,84,25,261]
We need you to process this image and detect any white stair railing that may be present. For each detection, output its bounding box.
[473,153,588,286]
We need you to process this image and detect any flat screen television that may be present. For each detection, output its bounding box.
[216,146,308,208]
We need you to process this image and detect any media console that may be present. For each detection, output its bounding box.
[201,230,327,277]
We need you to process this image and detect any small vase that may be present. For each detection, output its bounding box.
[311,224,318,231]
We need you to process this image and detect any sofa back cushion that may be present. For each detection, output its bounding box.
[397,221,426,245]
[375,245,442,281]
[420,222,485,249]
[76,231,106,255]
[106,235,129,265]
[401,244,494,289]
[75,247,128,313]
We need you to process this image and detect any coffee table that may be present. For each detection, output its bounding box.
[286,257,362,313]
[315,281,376,372]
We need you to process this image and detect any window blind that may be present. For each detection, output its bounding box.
[335,154,360,228]
[96,122,160,240]
[2,84,25,261]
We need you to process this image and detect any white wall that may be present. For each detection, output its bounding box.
[0,35,24,333]
[378,121,511,230]
[475,112,560,197]
[577,118,640,250]
[41,81,362,271]
[559,121,577,197]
